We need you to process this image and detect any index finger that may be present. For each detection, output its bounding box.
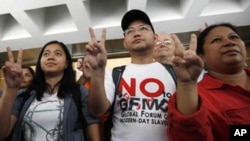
[16,48,23,65]
[6,46,15,63]
[188,34,197,52]
[171,34,185,57]
[89,27,97,42]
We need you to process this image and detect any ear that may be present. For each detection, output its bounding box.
[199,54,206,63]
[123,39,127,49]
[154,33,158,41]
[65,60,68,69]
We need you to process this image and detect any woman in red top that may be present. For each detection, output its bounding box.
[167,23,250,141]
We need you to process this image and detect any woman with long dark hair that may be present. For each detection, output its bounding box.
[0,41,100,141]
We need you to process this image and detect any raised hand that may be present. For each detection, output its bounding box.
[2,47,23,88]
[171,34,204,82]
[199,22,209,32]
[85,28,107,70]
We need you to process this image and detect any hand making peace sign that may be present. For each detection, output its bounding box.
[2,47,23,89]
[85,28,107,71]
[171,34,204,82]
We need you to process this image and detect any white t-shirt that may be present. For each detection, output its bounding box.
[23,92,64,141]
[198,69,207,82]
[105,62,176,141]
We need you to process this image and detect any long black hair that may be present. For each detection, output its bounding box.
[27,40,77,100]
[197,23,239,55]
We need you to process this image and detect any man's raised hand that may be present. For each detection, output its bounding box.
[85,28,107,70]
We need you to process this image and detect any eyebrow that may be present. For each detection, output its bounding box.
[163,39,171,41]
[127,24,147,29]
[44,49,63,52]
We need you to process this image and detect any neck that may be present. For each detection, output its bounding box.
[45,74,64,94]
[130,48,154,64]
[131,55,154,64]
[208,69,249,90]
[155,56,174,64]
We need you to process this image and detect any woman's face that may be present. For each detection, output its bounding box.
[201,26,246,72]
[40,43,68,75]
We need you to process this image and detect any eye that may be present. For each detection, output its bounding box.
[55,52,62,56]
[211,38,221,43]
[230,34,240,40]
[124,28,134,36]
[42,52,49,57]
[163,40,172,46]
[139,25,149,31]
[155,41,161,46]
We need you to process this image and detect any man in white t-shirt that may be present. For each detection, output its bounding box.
[86,9,176,141]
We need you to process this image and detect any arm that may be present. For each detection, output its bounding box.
[76,75,87,85]
[86,123,101,141]
[167,95,214,141]
[0,47,23,140]
[167,34,213,141]
[171,34,204,115]
[0,89,18,140]
[86,28,110,117]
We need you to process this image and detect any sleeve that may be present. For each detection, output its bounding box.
[12,89,27,117]
[167,93,214,141]
[104,69,116,105]
[80,86,100,125]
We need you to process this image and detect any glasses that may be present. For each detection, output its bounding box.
[124,25,152,37]
[155,40,172,46]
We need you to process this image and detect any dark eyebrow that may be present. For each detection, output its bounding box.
[127,24,147,29]
[54,49,63,52]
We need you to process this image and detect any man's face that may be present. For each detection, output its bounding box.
[153,33,175,60]
[123,20,156,53]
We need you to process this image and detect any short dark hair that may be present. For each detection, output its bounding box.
[197,23,239,55]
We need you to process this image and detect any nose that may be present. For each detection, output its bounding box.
[223,38,236,47]
[47,53,56,60]
[133,29,141,37]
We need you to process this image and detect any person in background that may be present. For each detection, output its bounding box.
[199,22,209,32]
[153,32,175,64]
[20,66,35,89]
[76,57,91,88]
[0,41,100,141]
[86,9,176,141]
[153,32,205,82]
[167,23,250,141]
[77,58,83,71]
[76,56,109,141]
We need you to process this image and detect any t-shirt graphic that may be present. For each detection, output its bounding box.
[106,63,176,141]
[116,76,170,126]
[23,93,64,141]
